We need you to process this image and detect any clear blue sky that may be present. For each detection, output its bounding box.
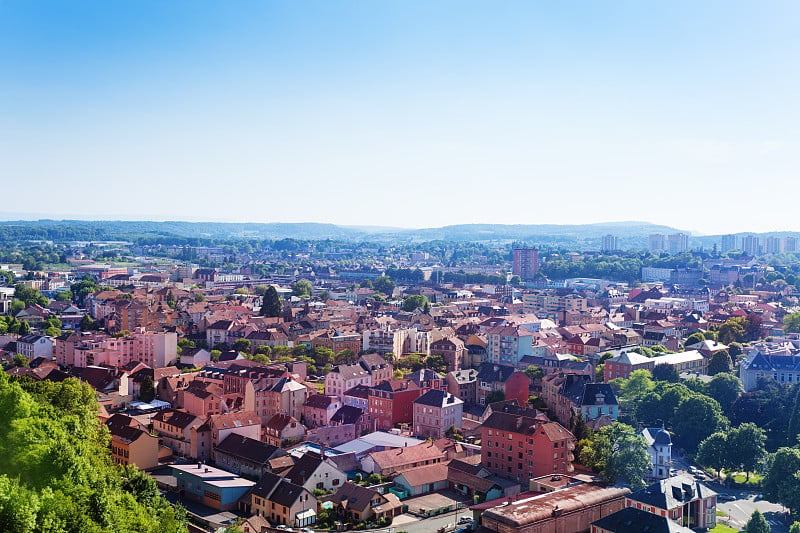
[1,1,798,234]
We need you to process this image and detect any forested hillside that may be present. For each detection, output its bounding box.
[0,373,186,532]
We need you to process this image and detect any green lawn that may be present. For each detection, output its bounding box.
[716,510,727,517]
[710,524,740,533]
[727,471,764,487]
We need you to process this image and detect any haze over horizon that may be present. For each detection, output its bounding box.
[2,1,798,235]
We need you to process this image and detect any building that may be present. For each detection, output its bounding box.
[640,427,673,481]
[486,325,533,367]
[430,336,467,372]
[302,394,341,428]
[152,408,204,457]
[513,247,539,281]
[190,411,262,462]
[248,471,316,527]
[604,350,655,381]
[368,379,423,431]
[649,234,666,252]
[325,362,373,400]
[626,475,717,530]
[742,235,761,256]
[476,363,531,406]
[601,235,619,253]
[739,341,800,391]
[284,451,347,493]
[720,234,738,253]
[481,411,575,481]
[326,482,403,523]
[591,506,694,533]
[107,414,159,469]
[214,434,283,478]
[765,236,783,254]
[412,389,464,439]
[667,233,689,254]
[446,368,479,404]
[541,373,619,428]
[478,482,631,533]
[393,462,449,496]
[15,334,54,360]
[172,463,255,512]
[361,441,446,476]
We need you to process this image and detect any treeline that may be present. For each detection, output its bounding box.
[540,252,705,283]
[0,373,187,532]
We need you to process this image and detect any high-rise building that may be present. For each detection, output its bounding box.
[667,233,689,254]
[742,235,761,256]
[513,247,539,281]
[649,234,666,252]
[601,234,619,253]
[785,237,798,253]
[721,234,738,253]
[765,236,783,254]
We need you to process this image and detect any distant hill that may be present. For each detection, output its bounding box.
[0,219,692,248]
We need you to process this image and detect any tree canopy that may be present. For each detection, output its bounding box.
[259,286,282,317]
[0,373,186,532]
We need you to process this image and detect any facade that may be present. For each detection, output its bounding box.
[476,363,531,406]
[368,379,423,431]
[284,451,347,493]
[249,471,316,527]
[362,441,446,476]
[486,325,533,367]
[512,247,539,280]
[626,475,717,530]
[640,427,673,480]
[152,408,204,457]
[302,394,341,428]
[172,463,255,512]
[190,411,262,462]
[325,362,373,400]
[446,368,479,404]
[479,482,631,533]
[481,411,575,481]
[327,482,403,523]
[412,389,464,439]
[739,341,800,391]
[430,336,467,372]
[16,334,54,359]
[214,434,282,478]
[107,415,159,469]
[604,350,655,381]
[592,507,694,533]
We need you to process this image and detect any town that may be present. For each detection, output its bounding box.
[2,224,800,533]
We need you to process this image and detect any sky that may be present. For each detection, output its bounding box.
[1,0,799,235]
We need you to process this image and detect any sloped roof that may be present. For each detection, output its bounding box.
[628,474,716,510]
[591,507,694,533]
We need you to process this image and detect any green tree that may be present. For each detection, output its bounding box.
[707,350,733,376]
[728,342,744,359]
[509,275,522,287]
[580,422,650,489]
[260,286,283,317]
[745,510,770,533]
[372,275,395,295]
[291,279,313,298]
[706,373,743,415]
[139,375,156,403]
[402,294,429,312]
[696,432,729,476]
[651,364,679,382]
[17,320,30,335]
[14,284,49,306]
[79,314,97,331]
[685,332,706,346]
[763,447,800,515]
[486,390,505,404]
[232,338,251,353]
[790,522,800,533]
[671,394,729,451]
[524,365,543,382]
[54,289,73,302]
[785,312,800,333]
[12,353,29,368]
[425,354,446,373]
[718,317,747,345]
[728,423,767,480]
[166,290,176,308]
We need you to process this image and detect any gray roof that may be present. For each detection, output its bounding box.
[413,389,463,408]
[628,474,716,510]
[591,507,694,533]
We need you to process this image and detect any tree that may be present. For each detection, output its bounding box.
[14,284,48,306]
[17,320,30,335]
[139,375,156,403]
[685,332,706,346]
[166,290,176,308]
[727,423,767,480]
[486,390,505,404]
[671,394,729,451]
[291,279,313,298]
[54,289,73,302]
[260,286,282,317]
[706,373,743,415]
[372,275,395,295]
[318,290,331,301]
[785,312,800,334]
[232,338,251,353]
[745,510,770,533]
[728,342,744,358]
[12,354,29,368]
[509,275,522,287]
[696,432,729,476]
[580,422,650,489]
[524,365,543,382]
[79,314,97,331]
[707,350,733,376]
[425,355,446,373]
[718,317,746,345]
[402,294,429,312]
[763,447,800,515]
[790,522,800,533]
[651,364,679,383]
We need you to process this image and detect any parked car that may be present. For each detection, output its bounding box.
[458,517,473,525]
[718,493,736,502]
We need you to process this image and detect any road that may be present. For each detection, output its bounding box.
[379,508,472,533]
